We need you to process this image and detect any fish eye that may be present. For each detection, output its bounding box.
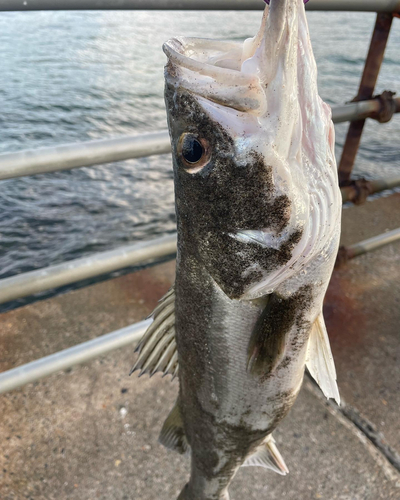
[182,135,202,163]
[177,133,210,172]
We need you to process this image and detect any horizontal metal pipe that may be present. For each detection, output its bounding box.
[341,174,400,203]
[0,0,399,12]
[333,96,400,123]
[1,99,398,181]
[0,132,171,181]
[1,185,399,303]
[347,227,400,258]
[332,100,381,124]
[369,174,400,192]
[0,319,150,394]
[1,226,400,394]
[0,234,177,305]
[336,226,400,266]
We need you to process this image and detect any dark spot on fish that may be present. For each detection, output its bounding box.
[249,285,313,378]
[277,355,292,370]
[241,407,252,418]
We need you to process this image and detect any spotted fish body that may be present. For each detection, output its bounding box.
[133,1,341,499]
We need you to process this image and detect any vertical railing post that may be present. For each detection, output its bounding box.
[338,12,394,185]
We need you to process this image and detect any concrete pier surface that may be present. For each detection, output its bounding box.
[1,193,400,500]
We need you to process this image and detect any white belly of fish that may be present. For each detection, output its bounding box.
[195,279,308,432]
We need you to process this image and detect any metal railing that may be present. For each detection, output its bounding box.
[0,132,171,181]
[1,0,400,13]
[0,0,400,395]
[337,227,400,263]
[1,228,399,395]
[341,174,400,203]
[0,319,149,394]
[0,234,177,305]
[1,166,400,304]
[0,98,399,181]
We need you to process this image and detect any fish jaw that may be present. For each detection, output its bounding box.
[163,36,264,114]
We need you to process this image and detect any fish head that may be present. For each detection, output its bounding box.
[164,0,341,301]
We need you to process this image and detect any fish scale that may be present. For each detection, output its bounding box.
[200,290,305,428]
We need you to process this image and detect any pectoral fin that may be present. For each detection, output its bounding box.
[159,400,189,455]
[306,312,340,405]
[242,435,288,475]
[130,285,178,378]
[247,293,297,377]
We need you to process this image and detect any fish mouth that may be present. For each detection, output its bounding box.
[163,37,245,75]
[162,2,272,113]
[163,0,308,114]
[163,36,264,113]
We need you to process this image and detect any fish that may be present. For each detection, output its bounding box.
[131,0,341,498]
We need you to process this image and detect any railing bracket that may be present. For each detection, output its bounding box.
[340,178,374,205]
[372,90,398,123]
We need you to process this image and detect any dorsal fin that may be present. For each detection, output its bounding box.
[242,435,288,475]
[159,399,189,455]
[130,285,178,378]
[306,312,340,405]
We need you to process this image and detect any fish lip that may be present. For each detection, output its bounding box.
[163,36,263,113]
[163,36,250,83]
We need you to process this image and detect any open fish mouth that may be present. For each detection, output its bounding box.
[162,3,273,113]
[162,0,317,116]
[163,36,265,113]
[163,37,245,74]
